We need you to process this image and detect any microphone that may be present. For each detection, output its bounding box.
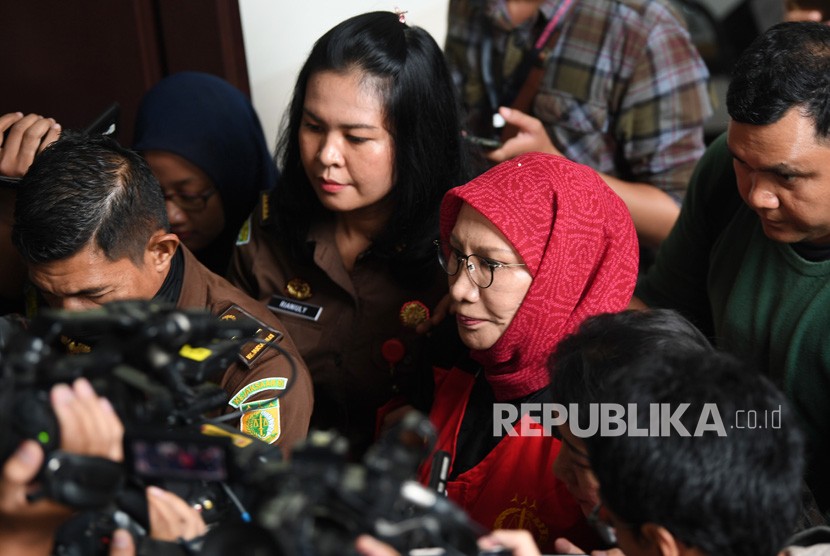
[428,450,451,495]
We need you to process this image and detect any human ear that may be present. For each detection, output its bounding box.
[640,523,682,556]
[146,231,180,273]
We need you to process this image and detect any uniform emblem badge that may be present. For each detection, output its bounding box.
[229,377,288,444]
[494,494,549,547]
[399,300,430,328]
[60,335,92,354]
[285,278,312,300]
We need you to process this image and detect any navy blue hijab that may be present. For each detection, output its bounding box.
[133,71,277,274]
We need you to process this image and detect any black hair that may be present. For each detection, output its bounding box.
[272,11,469,288]
[548,309,712,430]
[585,351,805,556]
[727,21,830,138]
[12,131,168,264]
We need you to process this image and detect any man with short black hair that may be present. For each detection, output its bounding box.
[11,131,313,452]
[357,346,809,556]
[584,350,805,556]
[633,20,830,513]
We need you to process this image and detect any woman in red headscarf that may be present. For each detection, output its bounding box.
[419,152,639,553]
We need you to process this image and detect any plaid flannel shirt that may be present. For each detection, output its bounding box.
[446,0,713,201]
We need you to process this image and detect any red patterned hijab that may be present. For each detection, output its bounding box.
[440,153,638,400]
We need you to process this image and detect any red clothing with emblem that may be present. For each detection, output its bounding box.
[422,153,639,549]
[421,367,599,552]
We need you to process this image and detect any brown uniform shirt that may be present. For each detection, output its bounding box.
[229,206,451,458]
[178,247,313,455]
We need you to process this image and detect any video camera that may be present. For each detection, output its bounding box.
[1,300,508,555]
[198,411,508,556]
[0,299,286,553]
[0,299,265,463]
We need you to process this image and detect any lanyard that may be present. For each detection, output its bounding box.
[533,0,574,52]
[480,0,575,112]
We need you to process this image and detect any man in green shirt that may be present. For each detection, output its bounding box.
[635,21,830,514]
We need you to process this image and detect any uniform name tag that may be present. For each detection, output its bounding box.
[268,295,323,322]
[218,304,283,368]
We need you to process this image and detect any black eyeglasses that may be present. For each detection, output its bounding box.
[588,503,618,546]
[434,239,526,289]
[163,189,217,213]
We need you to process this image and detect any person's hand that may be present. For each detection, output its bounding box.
[415,294,452,335]
[51,378,124,462]
[478,529,543,556]
[554,536,587,554]
[0,440,72,540]
[354,534,401,556]
[0,379,125,556]
[0,112,61,178]
[554,536,627,556]
[146,486,207,543]
[109,529,136,556]
[485,107,562,164]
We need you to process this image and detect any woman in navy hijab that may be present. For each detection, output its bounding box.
[133,71,276,274]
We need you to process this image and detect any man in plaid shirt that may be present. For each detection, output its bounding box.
[446,0,712,252]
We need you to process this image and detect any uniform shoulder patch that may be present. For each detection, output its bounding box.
[218,304,283,368]
[235,215,252,246]
[229,377,288,444]
[260,191,271,223]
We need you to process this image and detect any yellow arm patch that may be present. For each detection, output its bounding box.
[179,344,213,361]
[235,216,252,246]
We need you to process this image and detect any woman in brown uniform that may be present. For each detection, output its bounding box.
[228,12,469,459]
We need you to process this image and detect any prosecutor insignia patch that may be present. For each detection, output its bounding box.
[235,215,252,246]
[229,377,288,444]
[217,305,283,368]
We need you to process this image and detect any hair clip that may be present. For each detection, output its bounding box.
[394,7,408,23]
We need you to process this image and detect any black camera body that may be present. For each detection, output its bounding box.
[0,300,275,553]
[0,299,262,459]
[200,413,493,556]
[1,302,513,556]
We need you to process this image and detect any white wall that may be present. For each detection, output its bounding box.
[239,1,450,152]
